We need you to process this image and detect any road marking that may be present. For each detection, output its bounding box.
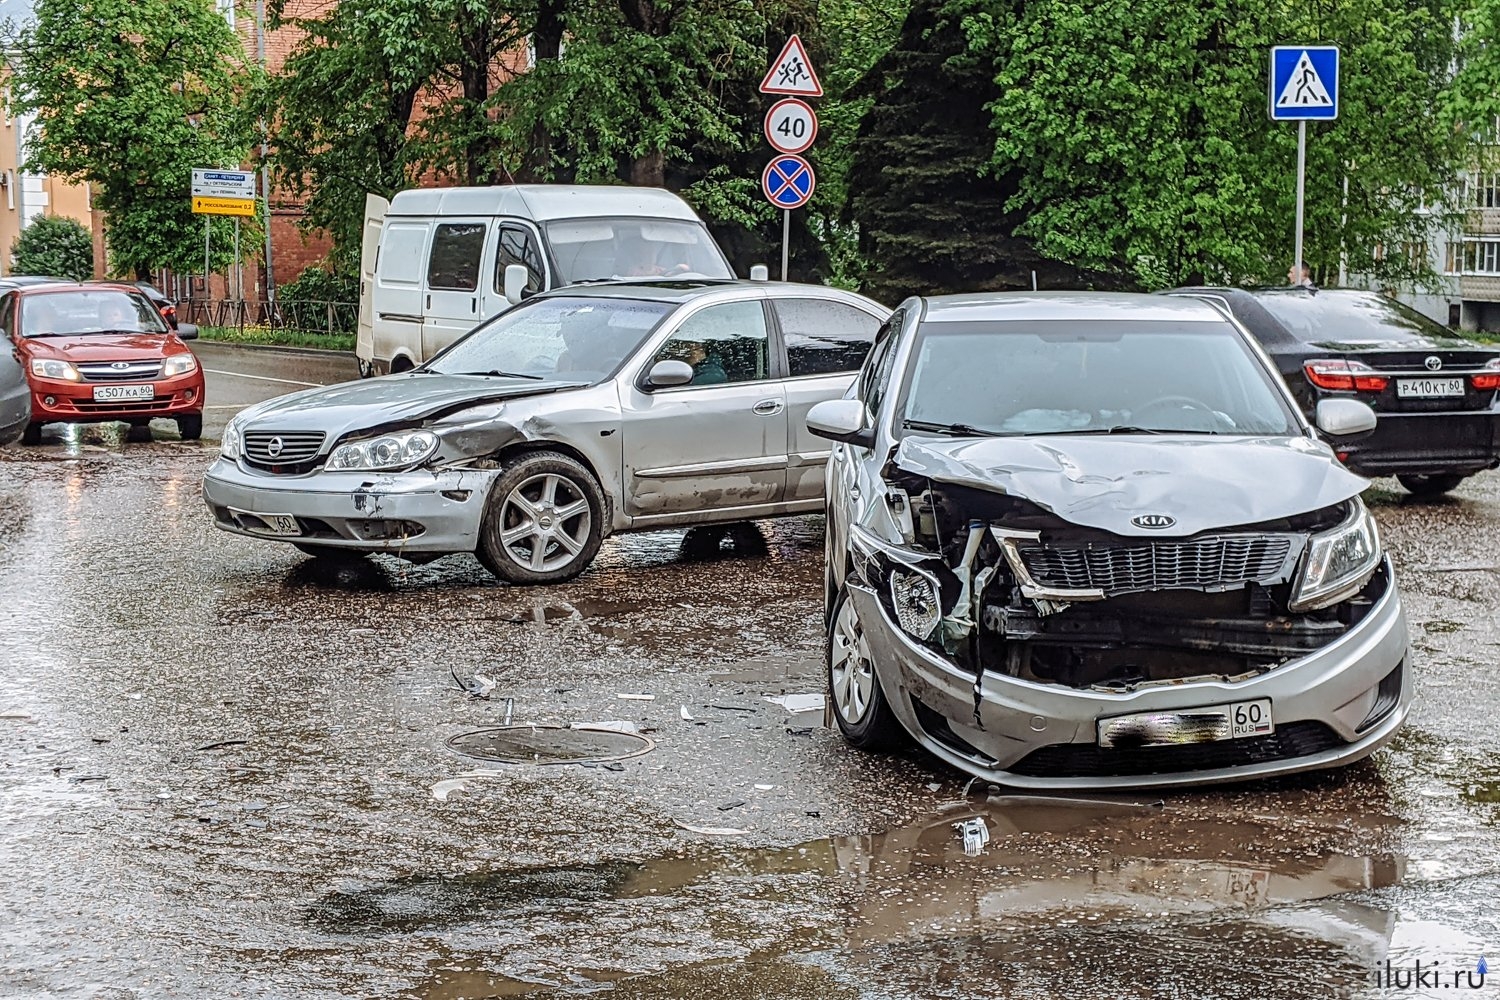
[203,368,323,387]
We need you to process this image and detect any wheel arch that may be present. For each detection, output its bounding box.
[490,439,615,529]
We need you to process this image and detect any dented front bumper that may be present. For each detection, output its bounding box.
[849,555,1410,790]
[202,458,499,554]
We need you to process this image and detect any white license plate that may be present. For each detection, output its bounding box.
[92,384,154,401]
[1097,699,1273,749]
[230,508,302,536]
[1396,377,1463,398]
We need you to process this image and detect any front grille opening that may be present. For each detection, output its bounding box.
[349,519,425,541]
[1009,721,1347,778]
[243,431,327,468]
[1018,533,1297,597]
[1357,659,1404,733]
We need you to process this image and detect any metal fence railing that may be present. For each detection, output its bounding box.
[180,298,357,338]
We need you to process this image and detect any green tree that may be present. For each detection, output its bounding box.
[11,215,94,280]
[9,0,256,279]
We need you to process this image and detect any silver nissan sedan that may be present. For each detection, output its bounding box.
[808,292,1410,789]
[203,280,887,582]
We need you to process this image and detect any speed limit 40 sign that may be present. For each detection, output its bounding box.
[764,98,818,155]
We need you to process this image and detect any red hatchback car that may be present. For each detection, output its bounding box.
[4,282,205,444]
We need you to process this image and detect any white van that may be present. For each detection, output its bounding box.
[357,185,735,376]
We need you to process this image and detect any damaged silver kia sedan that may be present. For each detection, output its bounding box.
[808,292,1410,789]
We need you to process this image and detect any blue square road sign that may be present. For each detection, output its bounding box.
[1269,46,1338,121]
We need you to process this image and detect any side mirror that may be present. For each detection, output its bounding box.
[502,264,529,306]
[176,323,199,340]
[807,398,875,448]
[645,359,694,389]
[1315,398,1376,437]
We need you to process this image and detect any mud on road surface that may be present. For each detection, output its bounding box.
[2,442,1499,999]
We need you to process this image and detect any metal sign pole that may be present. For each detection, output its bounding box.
[781,209,790,281]
[204,217,211,296]
[233,217,241,300]
[1294,120,1307,278]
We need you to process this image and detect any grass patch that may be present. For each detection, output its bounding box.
[198,325,355,352]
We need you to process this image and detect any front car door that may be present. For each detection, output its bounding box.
[422,218,491,360]
[771,293,887,501]
[619,297,788,520]
[487,221,548,319]
[0,292,29,444]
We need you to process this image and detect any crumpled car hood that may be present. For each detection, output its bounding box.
[894,434,1368,536]
[237,372,583,437]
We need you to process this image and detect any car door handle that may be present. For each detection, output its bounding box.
[752,398,784,416]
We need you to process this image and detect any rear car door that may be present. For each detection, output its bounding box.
[619,298,788,517]
[771,295,885,501]
[422,219,491,360]
[357,194,388,371]
[0,293,28,444]
[372,220,429,369]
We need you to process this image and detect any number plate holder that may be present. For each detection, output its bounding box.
[1097,699,1273,749]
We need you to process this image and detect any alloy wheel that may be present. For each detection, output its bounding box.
[496,473,593,573]
[830,595,875,724]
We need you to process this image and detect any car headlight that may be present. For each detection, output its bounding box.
[30,359,80,382]
[326,430,439,471]
[162,354,198,377]
[220,415,244,460]
[890,569,942,642]
[1290,501,1381,612]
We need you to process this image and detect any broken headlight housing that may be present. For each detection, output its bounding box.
[327,429,439,471]
[850,524,955,647]
[890,569,942,642]
[1289,501,1380,612]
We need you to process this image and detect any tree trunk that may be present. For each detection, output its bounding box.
[521,0,565,181]
[630,149,665,187]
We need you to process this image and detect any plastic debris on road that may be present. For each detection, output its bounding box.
[762,693,825,713]
[430,769,508,801]
[616,693,655,701]
[575,720,641,734]
[954,817,990,856]
[680,705,695,721]
[673,818,749,836]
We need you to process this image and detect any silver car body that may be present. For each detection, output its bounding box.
[203,281,887,557]
[821,292,1410,789]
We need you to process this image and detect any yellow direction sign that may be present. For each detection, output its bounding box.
[193,195,255,217]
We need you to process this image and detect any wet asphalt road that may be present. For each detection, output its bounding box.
[3,355,1500,998]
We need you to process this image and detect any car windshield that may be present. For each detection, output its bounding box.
[900,320,1296,437]
[1254,289,1456,343]
[20,289,168,337]
[426,295,674,383]
[542,217,734,283]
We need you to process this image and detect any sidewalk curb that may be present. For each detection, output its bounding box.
[195,339,356,360]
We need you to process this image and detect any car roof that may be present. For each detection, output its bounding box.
[533,279,886,310]
[917,290,1232,325]
[1,275,73,286]
[19,281,140,296]
[386,185,704,223]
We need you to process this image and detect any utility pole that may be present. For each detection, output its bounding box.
[256,0,275,305]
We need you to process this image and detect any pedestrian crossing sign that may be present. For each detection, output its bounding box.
[1270,46,1338,121]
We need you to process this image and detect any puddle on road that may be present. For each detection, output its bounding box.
[294,795,1461,999]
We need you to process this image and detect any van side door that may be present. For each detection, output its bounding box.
[422,218,491,360]
[371,219,429,372]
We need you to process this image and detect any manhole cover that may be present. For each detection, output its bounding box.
[445,725,655,765]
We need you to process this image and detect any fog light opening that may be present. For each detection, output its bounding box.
[43,396,55,407]
[441,489,472,502]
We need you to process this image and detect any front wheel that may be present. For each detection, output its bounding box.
[476,451,605,585]
[176,413,203,441]
[1397,473,1466,496]
[828,588,908,752]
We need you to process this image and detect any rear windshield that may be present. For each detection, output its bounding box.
[20,289,168,337]
[1255,290,1453,343]
[900,320,1296,437]
[542,217,733,284]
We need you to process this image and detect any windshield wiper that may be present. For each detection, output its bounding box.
[451,369,546,381]
[1028,425,1222,436]
[902,419,1004,437]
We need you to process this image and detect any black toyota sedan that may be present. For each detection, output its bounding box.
[1168,286,1500,495]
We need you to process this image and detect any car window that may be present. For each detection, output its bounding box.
[774,298,880,376]
[495,224,544,295]
[380,223,429,285]
[19,289,167,337]
[427,296,672,384]
[0,293,14,339]
[426,222,487,291]
[651,301,770,387]
[859,309,905,415]
[899,320,1295,437]
[1254,290,1456,343]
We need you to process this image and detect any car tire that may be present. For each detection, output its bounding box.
[20,422,41,446]
[292,543,368,560]
[476,451,605,585]
[1397,473,1466,496]
[828,587,909,752]
[357,359,375,379]
[176,414,203,441]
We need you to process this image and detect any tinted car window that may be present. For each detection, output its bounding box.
[900,320,1295,436]
[0,293,14,337]
[775,298,880,376]
[652,301,770,386]
[1255,290,1455,343]
[859,310,904,415]
[426,222,487,291]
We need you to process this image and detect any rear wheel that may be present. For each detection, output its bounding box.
[1397,473,1466,496]
[828,588,908,752]
[175,413,203,441]
[476,451,605,585]
[357,359,375,379]
[20,422,41,446]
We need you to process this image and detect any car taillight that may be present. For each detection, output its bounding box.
[1304,359,1388,393]
[1472,359,1500,391]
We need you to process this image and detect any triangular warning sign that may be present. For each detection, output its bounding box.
[760,35,823,97]
[1275,51,1333,108]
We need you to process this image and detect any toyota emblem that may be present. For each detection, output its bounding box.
[1131,513,1176,530]
[1425,356,1443,371]
[110,361,130,370]
[267,436,284,457]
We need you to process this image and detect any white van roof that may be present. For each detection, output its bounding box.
[385,185,704,223]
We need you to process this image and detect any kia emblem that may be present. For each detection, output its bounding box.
[1132,513,1176,530]
[267,436,284,457]
[1425,356,1442,371]
[111,361,130,370]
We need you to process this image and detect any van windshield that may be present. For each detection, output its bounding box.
[542,218,733,283]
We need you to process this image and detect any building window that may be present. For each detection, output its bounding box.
[1450,239,1500,275]
[216,0,234,27]
[1469,171,1500,209]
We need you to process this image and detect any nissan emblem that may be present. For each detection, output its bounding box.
[267,437,284,458]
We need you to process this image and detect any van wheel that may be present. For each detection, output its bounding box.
[357,359,375,379]
[476,451,605,585]
[389,357,414,374]
[1397,473,1466,496]
[828,588,908,752]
